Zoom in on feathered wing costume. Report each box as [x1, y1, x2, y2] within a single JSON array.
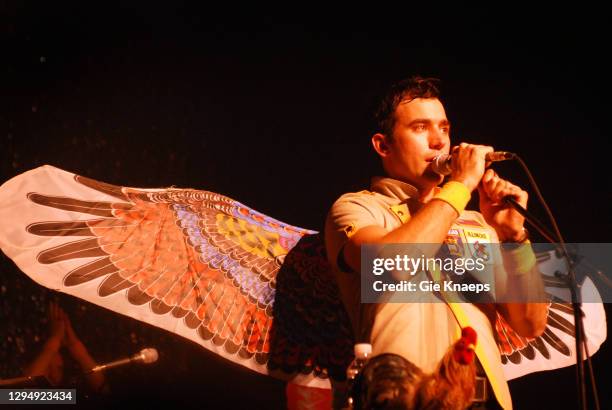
[[0, 165, 607, 388]]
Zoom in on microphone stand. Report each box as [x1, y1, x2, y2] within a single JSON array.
[[503, 196, 591, 410]]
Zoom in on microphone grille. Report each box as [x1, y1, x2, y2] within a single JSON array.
[[431, 154, 452, 176], [139, 348, 159, 364]]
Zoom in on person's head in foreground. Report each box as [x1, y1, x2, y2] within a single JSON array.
[[353, 327, 478, 410]]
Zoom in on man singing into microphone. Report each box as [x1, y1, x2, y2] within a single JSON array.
[[324, 76, 548, 409]]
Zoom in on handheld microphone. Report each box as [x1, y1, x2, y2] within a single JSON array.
[[431, 151, 515, 175], [89, 347, 158, 373]]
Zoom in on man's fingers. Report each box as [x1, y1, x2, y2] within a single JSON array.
[[484, 175, 526, 205], [480, 169, 498, 193], [454, 143, 494, 159], [491, 178, 509, 202], [481, 145, 494, 155], [504, 185, 528, 206], [477, 182, 491, 203]]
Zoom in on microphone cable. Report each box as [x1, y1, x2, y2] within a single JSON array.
[[505, 154, 600, 410]]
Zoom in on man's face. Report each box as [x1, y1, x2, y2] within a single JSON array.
[[381, 98, 450, 191]]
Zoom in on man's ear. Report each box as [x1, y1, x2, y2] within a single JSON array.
[[371, 133, 392, 158]]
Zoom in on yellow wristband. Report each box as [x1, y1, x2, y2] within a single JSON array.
[[433, 181, 471, 215], [502, 240, 536, 276]]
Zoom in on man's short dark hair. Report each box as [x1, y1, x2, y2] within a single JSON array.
[[375, 76, 441, 139]]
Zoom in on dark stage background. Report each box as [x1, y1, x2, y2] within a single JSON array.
[[1, 3, 610, 409]]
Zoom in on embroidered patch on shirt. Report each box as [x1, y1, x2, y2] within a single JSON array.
[[463, 229, 492, 263], [445, 228, 465, 257]]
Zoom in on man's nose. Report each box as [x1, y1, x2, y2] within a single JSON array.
[[429, 129, 447, 150]]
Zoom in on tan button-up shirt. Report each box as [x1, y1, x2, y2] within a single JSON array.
[[325, 176, 513, 409]]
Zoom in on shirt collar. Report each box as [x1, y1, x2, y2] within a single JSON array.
[[370, 176, 420, 202]]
